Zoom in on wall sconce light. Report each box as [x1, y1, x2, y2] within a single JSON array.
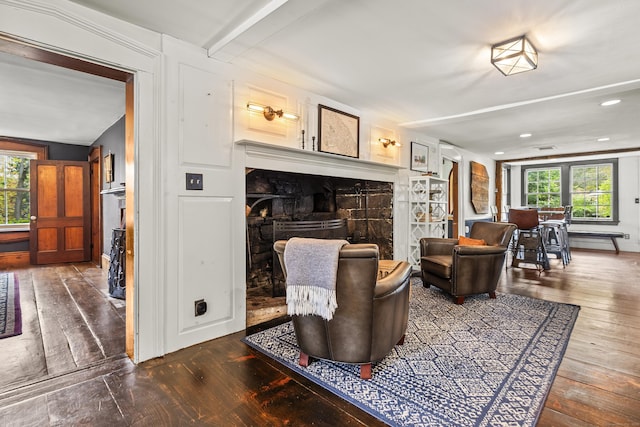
[[247, 102, 299, 121], [491, 35, 538, 76], [379, 138, 400, 148]]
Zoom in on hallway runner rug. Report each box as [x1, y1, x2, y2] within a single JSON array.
[[0, 272, 22, 339], [244, 279, 580, 426]]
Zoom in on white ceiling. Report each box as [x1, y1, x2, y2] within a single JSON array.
[[3, 0, 640, 160], [0, 51, 125, 145]]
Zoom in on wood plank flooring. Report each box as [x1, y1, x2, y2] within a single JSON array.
[[0, 263, 125, 391], [0, 249, 639, 426]]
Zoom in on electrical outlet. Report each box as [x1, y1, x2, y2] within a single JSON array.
[[194, 299, 207, 316], [624, 234, 630, 239]]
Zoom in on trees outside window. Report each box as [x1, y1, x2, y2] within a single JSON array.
[[525, 167, 561, 208], [571, 164, 613, 220], [521, 159, 617, 224], [1, 152, 35, 227]]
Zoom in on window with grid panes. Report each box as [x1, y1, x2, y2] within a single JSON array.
[[520, 159, 618, 225], [0, 151, 36, 229], [524, 167, 562, 208], [570, 163, 613, 221]]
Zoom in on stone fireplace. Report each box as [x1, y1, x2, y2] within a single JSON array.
[[239, 140, 402, 326], [246, 168, 394, 297]]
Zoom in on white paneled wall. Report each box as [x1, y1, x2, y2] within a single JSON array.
[[162, 35, 245, 353], [3, 1, 521, 364]]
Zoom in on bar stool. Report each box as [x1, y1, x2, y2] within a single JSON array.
[[508, 208, 550, 272], [540, 205, 572, 265], [540, 221, 569, 267]]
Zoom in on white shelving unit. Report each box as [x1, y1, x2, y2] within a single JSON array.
[[408, 176, 449, 270]]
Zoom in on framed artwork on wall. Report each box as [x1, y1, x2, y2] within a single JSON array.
[[470, 161, 489, 214], [317, 104, 359, 158], [410, 142, 429, 172], [104, 153, 114, 183]]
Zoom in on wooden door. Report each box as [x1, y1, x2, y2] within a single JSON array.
[[29, 160, 91, 264]]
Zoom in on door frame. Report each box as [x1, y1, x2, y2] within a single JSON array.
[[0, 37, 135, 359], [448, 161, 459, 238], [89, 146, 103, 266], [443, 155, 460, 238]]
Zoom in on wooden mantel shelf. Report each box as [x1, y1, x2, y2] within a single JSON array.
[[237, 140, 403, 170], [237, 140, 404, 183]]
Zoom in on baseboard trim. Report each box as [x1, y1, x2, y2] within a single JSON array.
[[0, 251, 30, 267], [101, 253, 110, 270]]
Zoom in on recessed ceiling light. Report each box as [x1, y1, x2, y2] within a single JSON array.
[[519, 133, 532, 138], [597, 137, 610, 142], [600, 99, 621, 106], [494, 151, 504, 155]]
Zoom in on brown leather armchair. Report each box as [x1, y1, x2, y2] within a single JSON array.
[[274, 240, 412, 379], [420, 221, 517, 304]]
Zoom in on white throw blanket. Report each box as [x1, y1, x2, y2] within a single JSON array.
[[283, 237, 348, 320]]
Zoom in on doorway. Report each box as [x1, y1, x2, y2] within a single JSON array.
[[443, 157, 459, 238], [0, 37, 135, 382]]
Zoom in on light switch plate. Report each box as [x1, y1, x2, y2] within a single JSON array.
[[186, 173, 203, 190]]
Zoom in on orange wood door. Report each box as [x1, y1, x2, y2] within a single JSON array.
[[29, 160, 91, 264]]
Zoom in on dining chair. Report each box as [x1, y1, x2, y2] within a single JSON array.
[[508, 208, 550, 272]]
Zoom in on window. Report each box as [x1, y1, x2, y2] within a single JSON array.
[[521, 159, 618, 224], [571, 163, 613, 220], [525, 167, 561, 207], [0, 139, 46, 231], [0, 151, 36, 229]]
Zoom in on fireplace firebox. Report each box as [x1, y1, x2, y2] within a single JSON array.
[[246, 168, 393, 297]]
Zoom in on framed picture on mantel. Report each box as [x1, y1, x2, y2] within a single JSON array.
[[317, 104, 359, 158]]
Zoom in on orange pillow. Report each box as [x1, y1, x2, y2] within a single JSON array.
[[458, 236, 486, 246]]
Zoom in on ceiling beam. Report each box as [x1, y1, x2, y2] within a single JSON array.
[[206, 0, 332, 62], [500, 147, 640, 164]]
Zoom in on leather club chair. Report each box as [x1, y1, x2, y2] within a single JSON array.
[[419, 221, 517, 304], [274, 240, 412, 379]]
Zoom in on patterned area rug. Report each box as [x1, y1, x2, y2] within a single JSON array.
[[0, 272, 22, 339], [243, 279, 579, 426]]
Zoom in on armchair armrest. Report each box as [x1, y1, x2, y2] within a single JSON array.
[[454, 244, 508, 256], [374, 261, 411, 298], [420, 238, 458, 256]]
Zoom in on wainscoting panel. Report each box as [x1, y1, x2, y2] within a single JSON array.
[[178, 196, 234, 333], [0, 251, 30, 268], [179, 63, 232, 168]]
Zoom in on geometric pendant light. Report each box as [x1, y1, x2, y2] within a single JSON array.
[[491, 35, 538, 76]]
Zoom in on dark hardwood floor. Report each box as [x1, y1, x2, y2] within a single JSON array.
[[0, 249, 639, 426], [0, 263, 125, 391]]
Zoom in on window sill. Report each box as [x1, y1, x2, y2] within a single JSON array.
[[571, 220, 619, 226], [0, 226, 30, 232]]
